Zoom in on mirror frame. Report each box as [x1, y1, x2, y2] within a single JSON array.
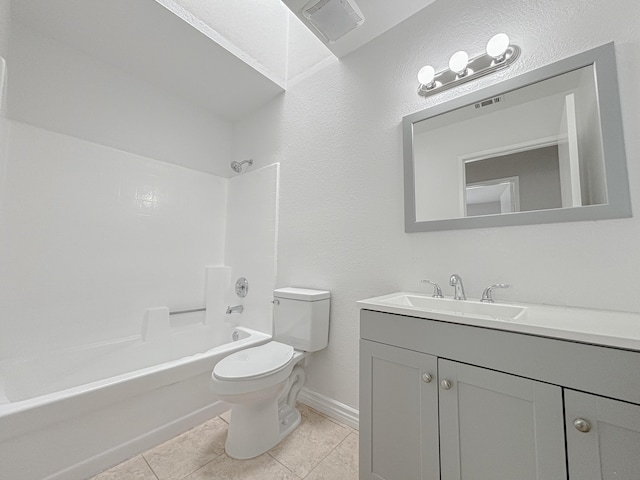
[[403, 42, 631, 232]]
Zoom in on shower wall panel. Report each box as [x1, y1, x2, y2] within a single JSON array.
[[223, 163, 279, 334], [0, 122, 227, 360]]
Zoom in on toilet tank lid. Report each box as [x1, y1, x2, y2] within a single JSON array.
[[274, 287, 330, 301]]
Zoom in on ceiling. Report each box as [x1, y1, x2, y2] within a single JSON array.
[[11, 0, 285, 122], [282, 0, 438, 58], [11, 0, 440, 121]]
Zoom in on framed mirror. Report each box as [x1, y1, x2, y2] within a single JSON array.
[[403, 42, 631, 232]]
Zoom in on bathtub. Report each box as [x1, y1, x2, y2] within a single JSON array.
[[0, 319, 270, 480]]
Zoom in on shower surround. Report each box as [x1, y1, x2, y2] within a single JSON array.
[[0, 120, 280, 479]]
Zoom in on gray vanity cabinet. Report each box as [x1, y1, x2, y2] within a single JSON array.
[[360, 308, 640, 480], [359, 340, 440, 480], [565, 390, 640, 479], [438, 359, 566, 480], [360, 337, 566, 480]]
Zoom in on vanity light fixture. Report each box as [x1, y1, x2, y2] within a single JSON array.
[[417, 65, 436, 89], [417, 33, 520, 97], [448, 51, 470, 77], [486, 33, 510, 61]]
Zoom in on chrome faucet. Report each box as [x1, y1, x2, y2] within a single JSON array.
[[481, 284, 510, 303], [421, 279, 444, 298], [226, 304, 244, 314], [449, 274, 466, 300]]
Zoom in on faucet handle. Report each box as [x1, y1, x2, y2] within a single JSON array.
[[481, 284, 510, 303], [421, 279, 444, 298]]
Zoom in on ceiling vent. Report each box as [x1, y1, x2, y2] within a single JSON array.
[[474, 96, 504, 109], [302, 0, 365, 43]]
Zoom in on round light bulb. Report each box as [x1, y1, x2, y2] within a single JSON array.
[[486, 33, 510, 60], [417, 65, 436, 87], [448, 51, 469, 76]]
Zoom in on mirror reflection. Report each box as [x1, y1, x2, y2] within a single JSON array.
[[412, 65, 605, 222]]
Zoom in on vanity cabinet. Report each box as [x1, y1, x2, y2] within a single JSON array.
[[437, 360, 565, 479], [360, 340, 439, 480], [565, 390, 640, 479], [360, 309, 640, 480]]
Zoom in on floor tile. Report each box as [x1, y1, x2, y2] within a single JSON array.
[[304, 405, 358, 433], [184, 453, 301, 480], [143, 416, 227, 480], [305, 432, 359, 480], [267, 404, 351, 478], [91, 455, 157, 480], [219, 408, 231, 424]]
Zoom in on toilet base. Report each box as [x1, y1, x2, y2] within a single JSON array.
[[223, 365, 306, 459]]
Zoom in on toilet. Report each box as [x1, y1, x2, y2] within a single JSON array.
[[211, 287, 330, 459]]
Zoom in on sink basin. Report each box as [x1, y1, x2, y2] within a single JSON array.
[[360, 292, 527, 322], [358, 292, 640, 351], [379, 294, 527, 321]]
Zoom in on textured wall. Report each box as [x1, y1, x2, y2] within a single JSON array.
[[232, 0, 640, 409], [168, 0, 289, 86], [7, 21, 233, 176]]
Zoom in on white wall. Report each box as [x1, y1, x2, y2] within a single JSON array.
[[0, 122, 228, 359], [0, 57, 8, 209], [0, 0, 9, 60], [7, 21, 233, 177], [223, 164, 279, 335], [165, 0, 333, 85], [0, 0, 9, 207], [286, 12, 334, 83], [575, 70, 607, 205], [167, 0, 289, 87], [232, 0, 640, 409]]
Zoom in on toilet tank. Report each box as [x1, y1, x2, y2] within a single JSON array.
[[273, 287, 330, 352]]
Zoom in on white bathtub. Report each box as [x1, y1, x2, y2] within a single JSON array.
[[0, 321, 270, 480]]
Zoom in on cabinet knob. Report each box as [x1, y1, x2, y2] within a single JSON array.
[[440, 379, 452, 390], [422, 373, 433, 383], [573, 418, 592, 433]]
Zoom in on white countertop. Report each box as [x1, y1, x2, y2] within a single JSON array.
[[358, 292, 640, 351]]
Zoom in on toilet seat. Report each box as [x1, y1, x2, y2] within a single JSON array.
[[214, 341, 294, 381]]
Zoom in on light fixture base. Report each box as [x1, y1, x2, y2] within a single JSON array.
[[418, 45, 521, 97]]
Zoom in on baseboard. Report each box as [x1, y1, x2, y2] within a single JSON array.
[[46, 400, 230, 480], [298, 387, 359, 430]]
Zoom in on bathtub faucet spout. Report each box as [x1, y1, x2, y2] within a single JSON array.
[[226, 304, 244, 314]]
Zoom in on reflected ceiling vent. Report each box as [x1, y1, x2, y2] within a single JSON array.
[[302, 0, 365, 43], [474, 95, 504, 109]]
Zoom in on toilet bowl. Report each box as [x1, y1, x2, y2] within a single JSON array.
[[212, 342, 308, 459], [211, 287, 330, 459]]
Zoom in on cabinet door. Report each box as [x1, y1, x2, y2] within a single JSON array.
[[565, 389, 640, 480], [438, 359, 566, 480], [359, 340, 439, 480]]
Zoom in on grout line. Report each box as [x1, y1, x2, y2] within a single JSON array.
[[300, 444, 337, 480], [266, 409, 341, 479], [179, 455, 222, 480], [266, 453, 304, 480], [141, 455, 160, 480]]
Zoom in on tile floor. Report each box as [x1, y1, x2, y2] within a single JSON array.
[[92, 404, 359, 480]]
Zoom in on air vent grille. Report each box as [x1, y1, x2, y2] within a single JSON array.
[[475, 95, 504, 109]]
